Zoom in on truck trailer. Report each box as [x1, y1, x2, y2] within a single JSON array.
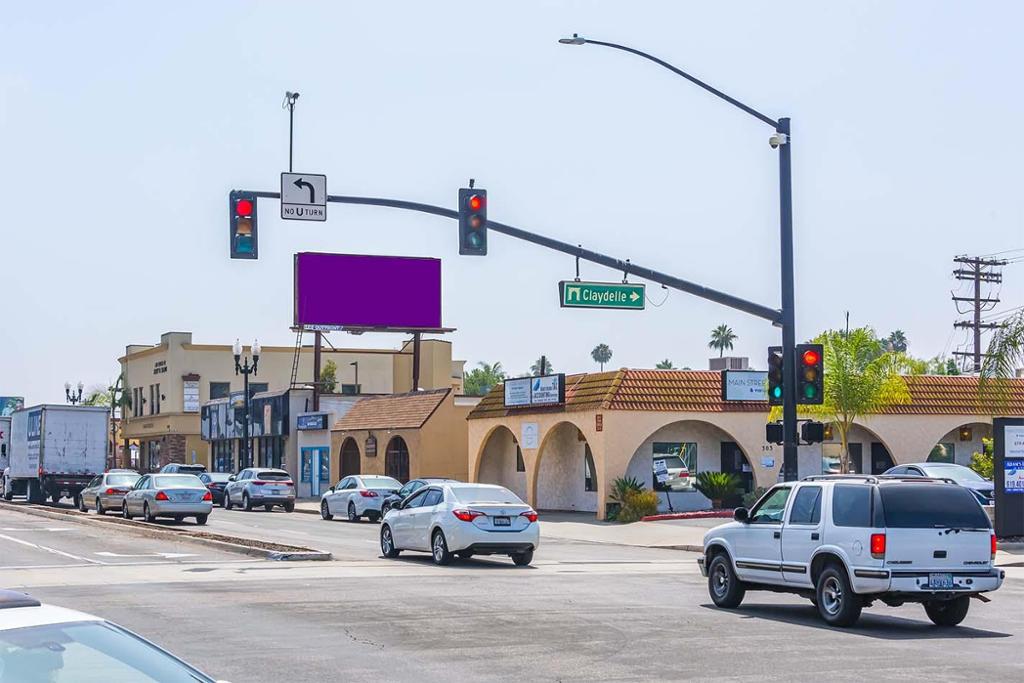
[[4, 405, 108, 506]]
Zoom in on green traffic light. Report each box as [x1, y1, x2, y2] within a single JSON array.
[[803, 384, 817, 399], [772, 386, 782, 399]]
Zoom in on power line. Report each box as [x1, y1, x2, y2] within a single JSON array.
[[950, 255, 1008, 373]]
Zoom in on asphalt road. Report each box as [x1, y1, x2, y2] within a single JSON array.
[[2, 503, 1022, 682]]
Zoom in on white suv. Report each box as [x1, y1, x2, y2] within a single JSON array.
[[698, 475, 1003, 627]]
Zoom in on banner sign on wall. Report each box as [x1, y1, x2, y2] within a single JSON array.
[[503, 374, 566, 408]]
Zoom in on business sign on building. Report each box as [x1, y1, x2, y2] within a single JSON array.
[[721, 370, 769, 401], [183, 380, 200, 413], [0, 397, 24, 417], [294, 252, 442, 330], [1005, 425, 1024, 495], [503, 374, 566, 408], [297, 414, 329, 431]]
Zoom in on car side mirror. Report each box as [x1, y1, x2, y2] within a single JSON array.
[[328, 486, 335, 493], [228, 475, 236, 482], [733, 507, 750, 523], [393, 501, 403, 511]]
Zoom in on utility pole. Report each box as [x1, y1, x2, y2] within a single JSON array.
[[952, 255, 1006, 373]]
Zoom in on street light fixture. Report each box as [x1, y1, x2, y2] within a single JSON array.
[[65, 381, 84, 405], [558, 34, 800, 481], [233, 338, 260, 470]]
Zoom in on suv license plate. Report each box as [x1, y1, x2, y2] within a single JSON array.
[[929, 573, 954, 589], [493, 516, 511, 527]]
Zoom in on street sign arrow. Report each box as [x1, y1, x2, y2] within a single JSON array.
[[293, 177, 316, 203], [559, 280, 646, 310]]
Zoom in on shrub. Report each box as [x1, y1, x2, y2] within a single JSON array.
[[970, 438, 993, 480], [694, 471, 741, 508], [609, 476, 643, 506], [617, 489, 660, 523], [742, 486, 768, 509]]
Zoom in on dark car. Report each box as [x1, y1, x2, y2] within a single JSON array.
[[198, 471, 233, 506], [884, 462, 994, 504], [380, 477, 455, 516], [160, 463, 208, 475]]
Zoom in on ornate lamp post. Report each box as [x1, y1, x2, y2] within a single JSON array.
[[233, 339, 260, 469], [65, 381, 84, 405]]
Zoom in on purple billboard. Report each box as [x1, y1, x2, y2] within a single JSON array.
[[294, 252, 442, 330]]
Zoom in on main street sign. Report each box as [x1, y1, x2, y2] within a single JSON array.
[[559, 280, 645, 310], [281, 172, 327, 221]]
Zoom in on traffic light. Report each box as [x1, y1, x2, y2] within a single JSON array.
[[229, 190, 258, 259], [801, 421, 825, 444], [458, 187, 487, 255], [767, 346, 784, 406], [766, 422, 783, 445], [796, 343, 824, 405]]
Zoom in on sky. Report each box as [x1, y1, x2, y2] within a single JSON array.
[[2, 1, 1022, 405]]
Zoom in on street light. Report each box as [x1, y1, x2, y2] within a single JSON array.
[[65, 381, 84, 405], [233, 338, 260, 470], [559, 35, 800, 481]]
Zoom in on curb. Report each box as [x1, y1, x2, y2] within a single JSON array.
[[0, 501, 332, 562], [641, 511, 733, 522]]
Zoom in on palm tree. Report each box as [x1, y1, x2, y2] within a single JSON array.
[[463, 361, 506, 396], [885, 329, 908, 353], [655, 359, 675, 369], [530, 357, 553, 376], [591, 344, 613, 371], [980, 311, 1024, 406], [708, 324, 737, 358]]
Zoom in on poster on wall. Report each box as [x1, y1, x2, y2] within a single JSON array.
[[521, 422, 539, 450], [1005, 425, 1024, 494], [0, 397, 24, 416], [183, 381, 200, 413]]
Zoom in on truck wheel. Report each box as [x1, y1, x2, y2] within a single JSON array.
[[51, 491, 61, 505], [708, 553, 746, 609], [816, 565, 862, 627], [924, 596, 970, 627]]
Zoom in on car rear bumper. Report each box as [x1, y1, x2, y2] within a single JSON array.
[[852, 567, 1004, 595], [97, 493, 127, 507], [354, 498, 384, 515], [463, 542, 536, 555], [248, 494, 295, 504], [150, 501, 213, 516], [445, 523, 540, 553]]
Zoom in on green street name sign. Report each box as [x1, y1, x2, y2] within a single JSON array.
[[559, 280, 646, 310]]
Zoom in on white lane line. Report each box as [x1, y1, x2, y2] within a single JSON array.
[[94, 551, 198, 559], [0, 532, 106, 565], [1, 527, 73, 532]]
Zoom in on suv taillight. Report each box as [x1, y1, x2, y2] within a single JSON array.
[[870, 533, 886, 559], [991, 534, 997, 560]]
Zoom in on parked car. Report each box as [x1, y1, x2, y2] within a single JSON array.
[[320, 475, 401, 522], [159, 463, 207, 475], [0, 589, 227, 681], [121, 473, 213, 525], [77, 470, 141, 515], [699, 474, 1003, 627], [884, 462, 994, 504], [656, 455, 692, 491], [380, 482, 539, 566], [380, 477, 455, 516], [198, 471, 233, 506], [223, 468, 296, 512]]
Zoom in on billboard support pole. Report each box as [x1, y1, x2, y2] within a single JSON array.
[[412, 332, 421, 391], [313, 331, 322, 411]]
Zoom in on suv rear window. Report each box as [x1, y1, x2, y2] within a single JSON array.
[[879, 484, 990, 529], [832, 485, 872, 527], [256, 471, 291, 481]]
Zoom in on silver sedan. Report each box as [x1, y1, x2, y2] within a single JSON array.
[[122, 474, 213, 525], [78, 471, 140, 515]]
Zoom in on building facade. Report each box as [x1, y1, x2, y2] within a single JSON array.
[[467, 370, 1024, 520], [119, 331, 465, 472]]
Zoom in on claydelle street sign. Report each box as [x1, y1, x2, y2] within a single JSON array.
[[559, 280, 645, 310]]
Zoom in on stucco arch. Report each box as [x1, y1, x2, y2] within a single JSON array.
[[339, 437, 361, 478], [532, 420, 600, 513], [475, 424, 527, 501], [471, 422, 519, 482]]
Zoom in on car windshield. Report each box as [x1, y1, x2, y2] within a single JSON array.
[[657, 456, 686, 469], [361, 477, 401, 489], [0, 620, 214, 682], [152, 475, 204, 488], [450, 486, 523, 504], [919, 464, 988, 484], [105, 474, 139, 486], [879, 484, 990, 529], [255, 471, 291, 481]]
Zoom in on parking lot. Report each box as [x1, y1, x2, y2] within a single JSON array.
[[1, 500, 1022, 682]]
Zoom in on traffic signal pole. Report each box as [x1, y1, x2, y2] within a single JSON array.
[[778, 117, 799, 482]]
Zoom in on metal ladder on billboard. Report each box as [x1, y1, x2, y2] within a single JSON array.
[[289, 325, 304, 389]]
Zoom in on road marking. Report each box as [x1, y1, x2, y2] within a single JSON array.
[[0, 532, 105, 565], [1, 527, 73, 532], [94, 551, 198, 559]]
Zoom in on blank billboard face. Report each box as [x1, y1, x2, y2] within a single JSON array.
[[294, 252, 442, 330]]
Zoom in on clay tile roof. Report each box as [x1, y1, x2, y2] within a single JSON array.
[[466, 369, 1024, 419], [333, 388, 450, 431]]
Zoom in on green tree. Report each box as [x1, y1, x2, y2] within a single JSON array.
[[591, 344, 613, 371], [981, 310, 1024, 396], [463, 361, 506, 396], [82, 385, 111, 406], [789, 328, 911, 473], [319, 359, 338, 393], [530, 357, 553, 376], [946, 358, 961, 376], [708, 324, 737, 358], [884, 329, 908, 353], [969, 438, 993, 480], [655, 359, 675, 369]]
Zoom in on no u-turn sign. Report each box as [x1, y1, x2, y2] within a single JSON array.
[[281, 172, 327, 221]]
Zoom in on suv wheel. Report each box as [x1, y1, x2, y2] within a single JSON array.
[[224, 492, 233, 510], [924, 596, 970, 627], [816, 565, 862, 627], [707, 553, 745, 608], [243, 493, 253, 511]]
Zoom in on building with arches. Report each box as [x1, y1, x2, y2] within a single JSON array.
[[468, 370, 1024, 520]]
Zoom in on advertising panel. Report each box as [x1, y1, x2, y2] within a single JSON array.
[[504, 378, 532, 407], [503, 374, 566, 408], [294, 252, 442, 330], [721, 370, 769, 401], [0, 397, 24, 417]]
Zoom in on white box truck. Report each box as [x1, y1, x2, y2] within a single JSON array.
[[0, 415, 10, 482], [4, 405, 108, 505]]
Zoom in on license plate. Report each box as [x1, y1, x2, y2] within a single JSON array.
[[928, 573, 954, 589], [266, 487, 278, 494], [493, 516, 511, 527]]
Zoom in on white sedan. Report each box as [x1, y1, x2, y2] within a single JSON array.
[[380, 482, 539, 566], [320, 475, 402, 522]]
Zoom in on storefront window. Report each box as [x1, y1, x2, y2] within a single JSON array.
[[209, 382, 230, 400], [652, 442, 696, 492], [146, 440, 161, 472], [928, 443, 955, 464], [213, 441, 234, 473], [258, 437, 284, 469]]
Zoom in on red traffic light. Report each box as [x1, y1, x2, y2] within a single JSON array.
[[235, 198, 253, 217], [802, 349, 820, 366], [468, 195, 484, 211]]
